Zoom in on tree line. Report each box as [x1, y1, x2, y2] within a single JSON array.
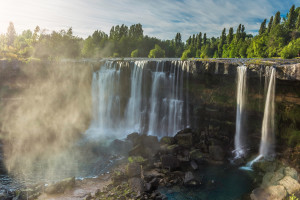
[[0, 5, 299, 61]]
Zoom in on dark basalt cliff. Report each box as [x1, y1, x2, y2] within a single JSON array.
[[0, 59, 299, 169]]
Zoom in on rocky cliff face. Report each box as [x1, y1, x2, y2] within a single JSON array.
[[0, 59, 299, 168]]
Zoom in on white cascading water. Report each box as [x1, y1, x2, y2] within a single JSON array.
[[86, 60, 190, 140], [259, 67, 276, 157], [234, 65, 247, 158], [242, 67, 276, 169]]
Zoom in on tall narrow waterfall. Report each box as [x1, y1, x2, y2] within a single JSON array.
[[86, 60, 190, 139], [234, 65, 247, 158], [259, 67, 276, 157], [244, 67, 276, 168]]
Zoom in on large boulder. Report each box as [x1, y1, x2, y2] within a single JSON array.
[[45, 177, 75, 194], [161, 155, 180, 171], [209, 145, 225, 161], [262, 171, 285, 187], [175, 132, 193, 148], [278, 176, 300, 195], [250, 185, 287, 200], [127, 163, 141, 178], [160, 136, 175, 145], [129, 135, 160, 158], [128, 177, 144, 193]]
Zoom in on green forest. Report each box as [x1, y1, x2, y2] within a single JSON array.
[[0, 5, 299, 61]]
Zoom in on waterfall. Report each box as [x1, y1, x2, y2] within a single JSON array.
[[242, 67, 276, 169], [86, 60, 190, 140], [234, 65, 247, 158], [259, 67, 276, 157]]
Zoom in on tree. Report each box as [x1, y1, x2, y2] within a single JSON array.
[[296, 10, 300, 30], [203, 33, 207, 45], [131, 49, 139, 57], [267, 16, 274, 33], [6, 22, 16, 46], [227, 27, 234, 44], [218, 28, 226, 57], [259, 19, 267, 35], [148, 44, 165, 58], [273, 11, 281, 26], [196, 32, 202, 50], [287, 5, 297, 29]]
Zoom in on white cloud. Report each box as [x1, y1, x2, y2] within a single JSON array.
[[0, 0, 298, 40]]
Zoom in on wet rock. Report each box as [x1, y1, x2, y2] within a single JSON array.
[[278, 176, 300, 195], [127, 132, 140, 145], [160, 136, 175, 145], [128, 177, 144, 193], [129, 135, 160, 158], [190, 160, 198, 170], [184, 171, 200, 186], [161, 155, 180, 171], [250, 185, 287, 200], [209, 145, 225, 161], [45, 177, 75, 194], [177, 149, 190, 162], [145, 178, 159, 192], [175, 132, 193, 148], [189, 149, 203, 163], [110, 139, 132, 154], [127, 163, 141, 178]]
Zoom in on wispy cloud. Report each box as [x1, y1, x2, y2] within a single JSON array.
[[0, 0, 298, 40]]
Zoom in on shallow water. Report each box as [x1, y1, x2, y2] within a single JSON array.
[[159, 164, 255, 200]]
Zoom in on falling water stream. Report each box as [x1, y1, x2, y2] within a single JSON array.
[[242, 67, 276, 169], [234, 65, 247, 158]]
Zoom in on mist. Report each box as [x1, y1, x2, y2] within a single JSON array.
[[0, 61, 94, 184]]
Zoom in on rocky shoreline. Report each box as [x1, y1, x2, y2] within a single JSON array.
[[2, 128, 297, 200]]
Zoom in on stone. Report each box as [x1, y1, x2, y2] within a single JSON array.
[[175, 133, 193, 148], [209, 145, 225, 161], [278, 176, 300, 195], [45, 177, 75, 194], [110, 139, 132, 154], [160, 136, 175, 145], [161, 155, 180, 171], [250, 185, 287, 200], [145, 178, 159, 192], [127, 132, 140, 145], [127, 163, 141, 178], [283, 167, 298, 180], [184, 171, 200, 186], [262, 171, 285, 187], [190, 160, 198, 170], [190, 149, 203, 161], [128, 177, 144, 193]]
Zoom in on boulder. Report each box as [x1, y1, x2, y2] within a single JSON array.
[[161, 155, 180, 171], [128, 177, 144, 193], [283, 167, 298, 180], [262, 171, 285, 187], [174, 132, 193, 148], [129, 135, 160, 158], [127, 132, 140, 145], [278, 176, 300, 195], [189, 149, 204, 163], [144, 178, 159, 192], [45, 177, 75, 194], [110, 139, 132, 154], [184, 171, 200, 186], [250, 185, 287, 200], [160, 136, 175, 145], [209, 145, 225, 161], [190, 160, 198, 170], [127, 163, 141, 178]]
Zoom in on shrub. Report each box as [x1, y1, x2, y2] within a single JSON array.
[[131, 49, 139, 57]]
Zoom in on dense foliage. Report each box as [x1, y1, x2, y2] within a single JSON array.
[[0, 5, 299, 61]]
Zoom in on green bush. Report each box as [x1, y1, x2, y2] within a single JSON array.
[[131, 49, 139, 57], [281, 38, 300, 59], [148, 44, 165, 58]]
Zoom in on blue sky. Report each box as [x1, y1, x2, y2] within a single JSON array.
[[0, 0, 299, 40]]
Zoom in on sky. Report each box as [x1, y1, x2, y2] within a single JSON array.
[[0, 0, 299, 40]]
